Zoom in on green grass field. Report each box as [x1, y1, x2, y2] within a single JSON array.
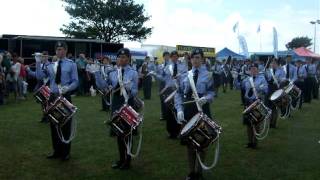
[[0, 85, 320, 180]]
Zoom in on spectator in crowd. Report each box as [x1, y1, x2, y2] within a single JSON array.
[[67, 52, 74, 61], [75, 53, 87, 95], [0, 54, 5, 105], [18, 57, 27, 98], [1, 51, 12, 77], [85, 58, 99, 95], [8, 53, 21, 100]]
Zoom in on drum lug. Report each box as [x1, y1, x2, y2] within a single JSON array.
[[197, 128, 211, 140], [189, 136, 201, 148], [112, 123, 124, 134], [48, 114, 59, 124]]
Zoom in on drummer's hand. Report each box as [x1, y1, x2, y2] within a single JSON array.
[[198, 97, 207, 106], [34, 53, 42, 63], [177, 111, 185, 124], [25, 65, 30, 71], [60, 86, 69, 94]]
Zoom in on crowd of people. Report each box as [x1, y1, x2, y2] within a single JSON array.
[[1, 42, 320, 180], [0, 52, 29, 105]]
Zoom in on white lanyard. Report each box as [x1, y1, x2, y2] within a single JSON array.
[[249, 77, 258, 99], [117, 67, 129, 103], [187, 70, 202, 112]]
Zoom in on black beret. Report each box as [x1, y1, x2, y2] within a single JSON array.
[[170, 50, 179, 56], [191, 48, 204, 58], [55, 41, 68, 50], [163, 51, 170, 57], [249, 63, 259, 69], [117, 48, 131, 57]]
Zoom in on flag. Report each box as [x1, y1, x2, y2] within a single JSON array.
[[273, 27, 278, 58], [257, 24, 261, 33], [233, 22, 239, 33], [238, 35, 249, 58]]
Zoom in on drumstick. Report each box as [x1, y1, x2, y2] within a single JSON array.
[[183, 100, 197, 105], [112, 81, 131, 93]]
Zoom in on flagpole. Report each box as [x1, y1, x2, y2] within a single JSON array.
[[238, 24, 240, 53], [259, 32, 262, 51]]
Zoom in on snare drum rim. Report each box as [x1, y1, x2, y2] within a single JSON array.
[[270, 89, 284, 101], [180, 113, 202, 137]]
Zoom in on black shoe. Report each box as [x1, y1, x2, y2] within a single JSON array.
[[46, 153, 60, 159], [246, 143, 253, 148], [61, 155, 70, 161], [119, 163, 131, 170], [168, 135, 178, 139], [251, 143, 257, 149], [186, 173, 196, 180], [270, 124, 276, 129], [111, 161, 123, 169]]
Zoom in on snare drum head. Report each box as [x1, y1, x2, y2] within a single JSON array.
[[270, 89, 284, 101], [180, 113, 200, 136]]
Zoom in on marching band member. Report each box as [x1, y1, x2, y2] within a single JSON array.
[[283, 55, 297, 85], [164, 50, 188, 138], [221, 57, 232, 93], [95, 48, 139, 170], [26, 51, 50, 123], [140, 56, 156, 100], [304, 59, 314, 103], [294, 59, 307, 109], [243, 64, 268, 149], [156, 51, 171, 120], [100, 56, 114, 111], [175, 48, 214, 180], [211, 61, 222, 97], [35, 41, 79, 161], [265, 58, 286, 128], [239, 60, 251, 105], [154, 51, 187, 138]]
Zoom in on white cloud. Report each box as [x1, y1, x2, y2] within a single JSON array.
[[136, 1, 319, 53], [0, 0, 318, 53], [0, 0, 69, 36]]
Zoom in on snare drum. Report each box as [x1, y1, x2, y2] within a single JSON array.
[[160, 86, 177, 111], [34, 86, 51, 105], [269, 89, 290, 108], [180, 113, 222, 150], [243, 99, 271, 125], [132, 96, 144, 112], [46, 96, 77, 127], [110, 105, 143, 137], [284, 83, 301, 100], [98, 89, 111, 105]]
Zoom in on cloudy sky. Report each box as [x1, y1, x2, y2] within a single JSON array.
[[0, 0, 319, 53]]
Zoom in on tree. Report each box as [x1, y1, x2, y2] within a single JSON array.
[[285, 36, 312, 49], [60, 0, 152, 43]]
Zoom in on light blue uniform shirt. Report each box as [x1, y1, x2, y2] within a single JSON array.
[[305, 64, 317, 76], [95, 65, 138, 98], [243, 74, 268, 102], [36, 58, 78, 94], [175, 65, 214, 112], [265, 67, 286, 85], [283, 63, 297, 82], [296, 65, 307, 81]]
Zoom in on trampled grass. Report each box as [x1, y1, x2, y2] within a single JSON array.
[[0, 85, 319, 180]]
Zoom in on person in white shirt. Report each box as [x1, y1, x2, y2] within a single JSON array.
[[6, 53, 21, 100], [85, 58, 99, 94]]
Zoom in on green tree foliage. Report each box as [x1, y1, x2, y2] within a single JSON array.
[[286, 36, 312, 49], [61, 0, 152, 43]]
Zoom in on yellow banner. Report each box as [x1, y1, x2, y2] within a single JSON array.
[[176, 45, 215, 58]]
